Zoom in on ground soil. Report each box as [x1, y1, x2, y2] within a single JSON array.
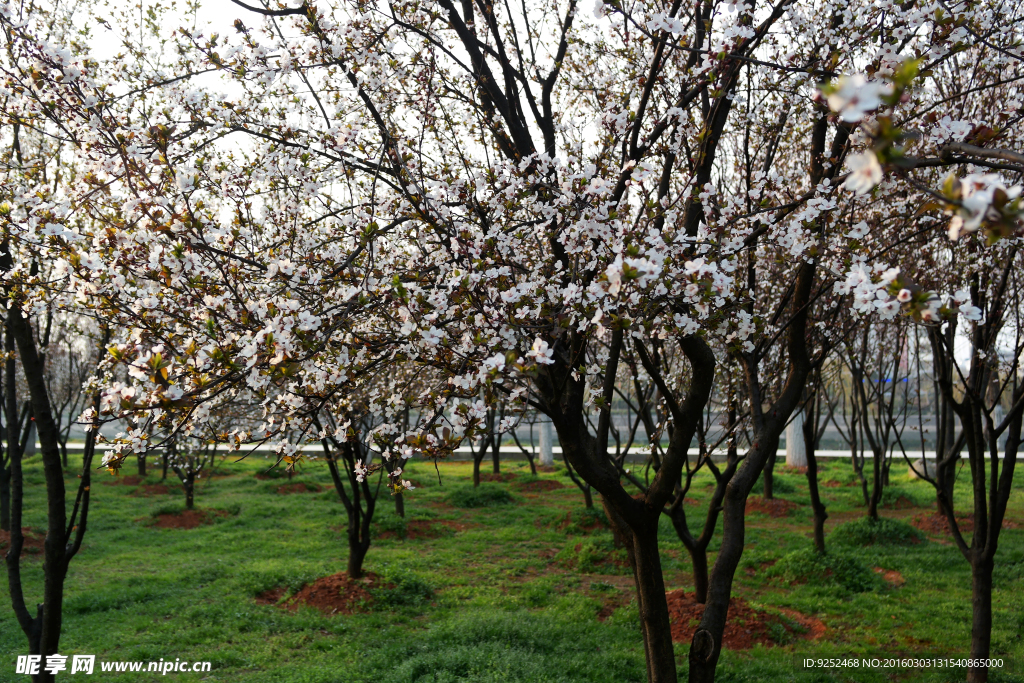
[[556, 510, 609, 533], [911, 512, 1019, 536], [888, 495, 920, 510], [745, 496, 800, 518], [515, 479, 564, 493], [0, 527, 45, 557], [874, 567, 906, 586], [480, 472, 518, 483], [665, 589, 825, 650], [103, 475, 144, 486], [377, 519, 470, 541], [256, 572, 381, 615], [151, 509, 227, 529], [131, 484, 172, 496], [276, 482, 322, 494]]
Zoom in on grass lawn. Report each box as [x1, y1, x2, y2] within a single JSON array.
[[2, 455, 1023, 682]]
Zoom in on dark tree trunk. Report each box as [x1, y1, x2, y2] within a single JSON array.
[[761, 450, 775, 499], [968, 555, 993, 683], [804, 425, 827, 554], [491, 433, 501, 474], [563, 452, 593, 508], [394, 491, 405, 517], [347, 531, 369, 578], [7, 306, 72, 683], [867, 448, 882, 520], [320, 437, 378, 582], [184, 473, 195, 510], [628, 521, 677, 683], [687, 433, 781, 683], [672, 518, 710, 605], [581, 484, 593, 509], [0, 462, 10, 532], [137, 455, 146, 477]]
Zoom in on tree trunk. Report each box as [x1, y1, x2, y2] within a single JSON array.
[[184, 474, 194, 510], [688, 543, 710, 605], [8, 307, 69, 683], [668, 506, 710, 604], [688, 435, 780, 683], [867, 448, 881, 520], [394, 491, 405, 517], [805, 448, 827, 554], [803, 406, 827, 554], [491, 432, 501, 473], [137, 455, 146, 477], [0, 462, 10, 532], [968, 555, 994, 683], [625, 519, 677, 683], [762, 449, 775, 499], [347, 532, 368, 579]]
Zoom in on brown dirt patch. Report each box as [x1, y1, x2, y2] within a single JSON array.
[[0, 527, 45, 557], [277, 482, 322, 494], [556, 510, 609, 533], [516, 479, 564, 493], [103, 475, 144, 486], [257, 572, 380, 615], [131, 484, 171, 496], [890, 495, 919, 510], [480, 472, 518, 483], [911, 513, 1018, 536], [782, 466, 808, 474], [745, 496, 799, 518], [378, 519, 469, 540], [874, 567, 905, 586], [666, 589, 824, 650], [536, 465, 559, 473], [822, 480, 845, 488], [152, 509, 227, 529]]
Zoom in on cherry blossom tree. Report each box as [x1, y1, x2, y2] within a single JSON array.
[[4, 0, 1024, 681]]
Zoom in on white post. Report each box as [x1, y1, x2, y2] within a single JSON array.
[[539, 419, 554, 467], [785, 410, 806, 468]]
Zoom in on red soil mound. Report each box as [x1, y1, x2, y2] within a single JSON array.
[[517, 479, 564, 493], [889, 495, 919, 510], [911, 512, 1018, 536], [480, 472, 518, 483], [152, 509, 227, 529], [104, 475, 144, 486], [378, 519, 468, 540], [745, 496, 799, 518], [874, 567, 905, 586], [0, 527, 45, 557], [277, 482, 322, 494], [557, 511, 609, 533], [256, 572, 380, 615], [666, 589, 825, 650]]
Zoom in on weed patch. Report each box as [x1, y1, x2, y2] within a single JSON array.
[[445, 483, 514, 508], [769, 547, 881, 593], [831, 517, 923, 547]]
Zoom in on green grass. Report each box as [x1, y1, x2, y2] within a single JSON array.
[[1, 457, 1022, 682]]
